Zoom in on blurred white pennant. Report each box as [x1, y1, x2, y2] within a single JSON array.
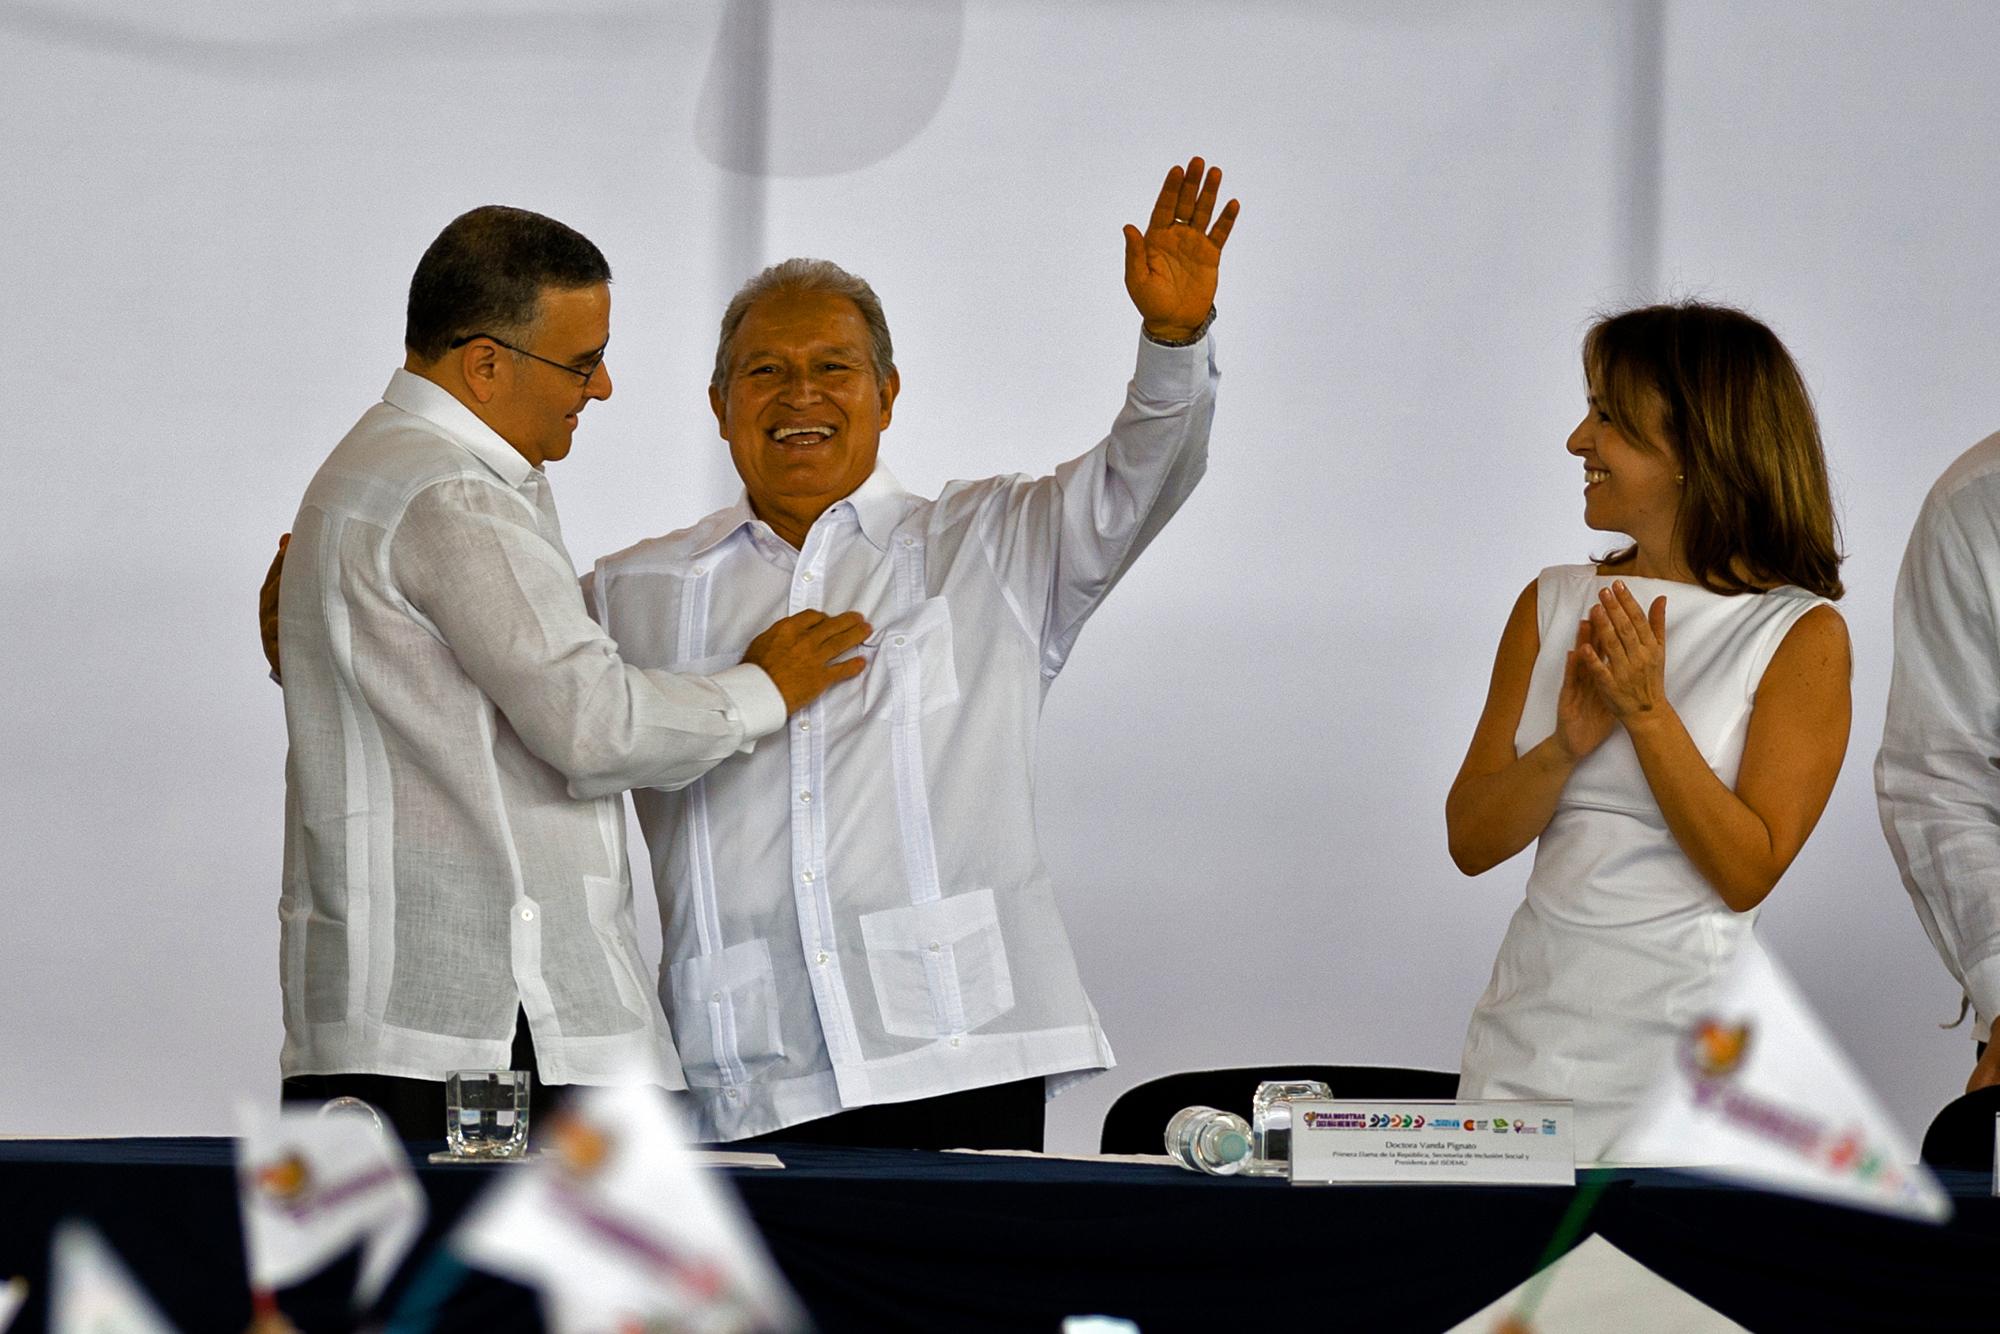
[[0, 1276, 26, 1333], [453, 1083, 805, 1334], [235, 1102, 427, 1307], [49, 1220, 180, 1334], [1444, 1234, 1745, 1333], [1611, 945, 1950, 1222]]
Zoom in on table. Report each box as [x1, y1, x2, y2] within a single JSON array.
[[3, 1138, 1997, 1331]]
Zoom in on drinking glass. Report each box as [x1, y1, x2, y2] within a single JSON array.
[[1246, 1079, 1333, 1176], [445, 1069, 530, 1158]]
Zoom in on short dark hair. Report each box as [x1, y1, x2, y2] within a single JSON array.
[[712, 257, 894, 392], [404, 205, 611, 362], [1586, 301, 1843, 600]]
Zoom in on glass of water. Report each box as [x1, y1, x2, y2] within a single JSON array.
[[1246, 1079, 1333, 1176], [445, 1070, 530, 1158]]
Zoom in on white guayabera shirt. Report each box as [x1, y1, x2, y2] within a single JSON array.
[[1877, 429, 2000, 1042], [279, 371, 783, 1088], [589, 334, 1217, 1140]]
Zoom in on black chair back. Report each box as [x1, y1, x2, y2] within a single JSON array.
[[1099, 1063, 1460, 1155], [1921, 1085, 2000, 1171]]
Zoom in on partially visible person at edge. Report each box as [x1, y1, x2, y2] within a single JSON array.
[[579, 156, 1237, 1150], [1444, 302, 1850, 1161], [1877, 428, 2000, 1098], [271, 205, 868, 1140]]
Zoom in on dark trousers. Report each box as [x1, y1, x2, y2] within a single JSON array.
[[280, 1010, 569, 1143], [731, 1076, 1046, 1152]]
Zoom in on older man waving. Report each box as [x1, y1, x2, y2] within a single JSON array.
[[589, 157, 1239, 1148]]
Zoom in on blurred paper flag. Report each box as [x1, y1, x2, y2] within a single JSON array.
[[50, 1220, 179, 1334], [453, 1083, 805, 1334], [1611, 945, 1950, 1222], [1444, 1234, 1744, 1333], [235, 1102, 427, 1306]]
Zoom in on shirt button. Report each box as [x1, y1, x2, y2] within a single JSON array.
[[928, 941, 940, 952], [816, 951, 829, 965], [801, 870, 815, 883], [726, 1088, 740, 1100], [902, 537, 916, 548], [802, 572, 815, 583], [950, 1037, 962, 1048], [519, 907, 534, 922], [892, 635, 907, 648], [798, 790, 812, 803], [799, 720, 811, 732], [692, 565, 705, 576], [711, 991, 722, 1002]]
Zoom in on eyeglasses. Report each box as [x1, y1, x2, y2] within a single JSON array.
[[449, 332, 605, 383]]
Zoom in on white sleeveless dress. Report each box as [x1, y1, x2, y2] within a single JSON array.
[[1456, 564, 1835, 1161]]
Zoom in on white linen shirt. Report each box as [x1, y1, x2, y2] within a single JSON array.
[[588, 333, 1217, 1140], [278, 370, 784, 1088], [1877, 429, 2000, 1039]]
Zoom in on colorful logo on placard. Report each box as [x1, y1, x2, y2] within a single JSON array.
[[1300, 1110, 1369, 1131], [1300, 1110, 1438, 1131]]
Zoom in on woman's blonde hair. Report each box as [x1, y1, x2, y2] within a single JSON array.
[[1586, 301, 1843, 599]]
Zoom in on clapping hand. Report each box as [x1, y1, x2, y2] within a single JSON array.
[[1581, 582, 1670, 723], [1123, 156, 1240, 341], [1555, 617, 1616, 760]]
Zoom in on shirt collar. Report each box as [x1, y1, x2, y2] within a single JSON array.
[[381, 368, 538, 490], [841, 464, 910, 550], [689, 464, 912, 558]]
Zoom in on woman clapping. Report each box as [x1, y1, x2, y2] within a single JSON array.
[[1445, 302, 1850, 1161]]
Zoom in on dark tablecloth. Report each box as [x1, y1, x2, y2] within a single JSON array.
[[2, 1137, 1996, 1331]]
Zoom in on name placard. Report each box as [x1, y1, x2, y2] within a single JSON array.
[[1287, 1100, 1575, 1186]]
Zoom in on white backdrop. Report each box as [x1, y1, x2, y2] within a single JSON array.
[[4, 0, 1995, 1153]]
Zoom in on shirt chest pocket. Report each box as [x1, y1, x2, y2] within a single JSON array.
[[853, 596, 960, 724], [667, 939, 787, 1087], [858, 888, 1016, 1039]]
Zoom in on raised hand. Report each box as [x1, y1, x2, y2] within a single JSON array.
[[740, 609, 872, 713], [1555, 617, 1616, 760], [1123, 156, 1240, 340], [1581, 582, 1670, 723]]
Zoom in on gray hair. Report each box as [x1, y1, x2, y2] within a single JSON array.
[[711, 257, 895, 392]]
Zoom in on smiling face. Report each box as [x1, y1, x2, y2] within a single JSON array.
[[709, 289, 899, 543], [481, 282, 614, 467], [1567, 377, 1682, 549]]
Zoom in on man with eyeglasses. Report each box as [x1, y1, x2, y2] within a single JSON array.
[[271, 205, 870, 1138]]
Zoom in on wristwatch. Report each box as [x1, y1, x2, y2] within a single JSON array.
[[1142, 305, 1217, 348]]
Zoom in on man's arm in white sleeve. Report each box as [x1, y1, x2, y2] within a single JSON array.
[[970, 155, 1237, 675], [392, 476, 784, 799], [579, 566, 786, 757], [1876, 477, 2000, 1035]]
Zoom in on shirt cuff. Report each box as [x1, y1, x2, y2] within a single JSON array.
[[708, 663, 787, 751], [1132, 326, 1211, 403]]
